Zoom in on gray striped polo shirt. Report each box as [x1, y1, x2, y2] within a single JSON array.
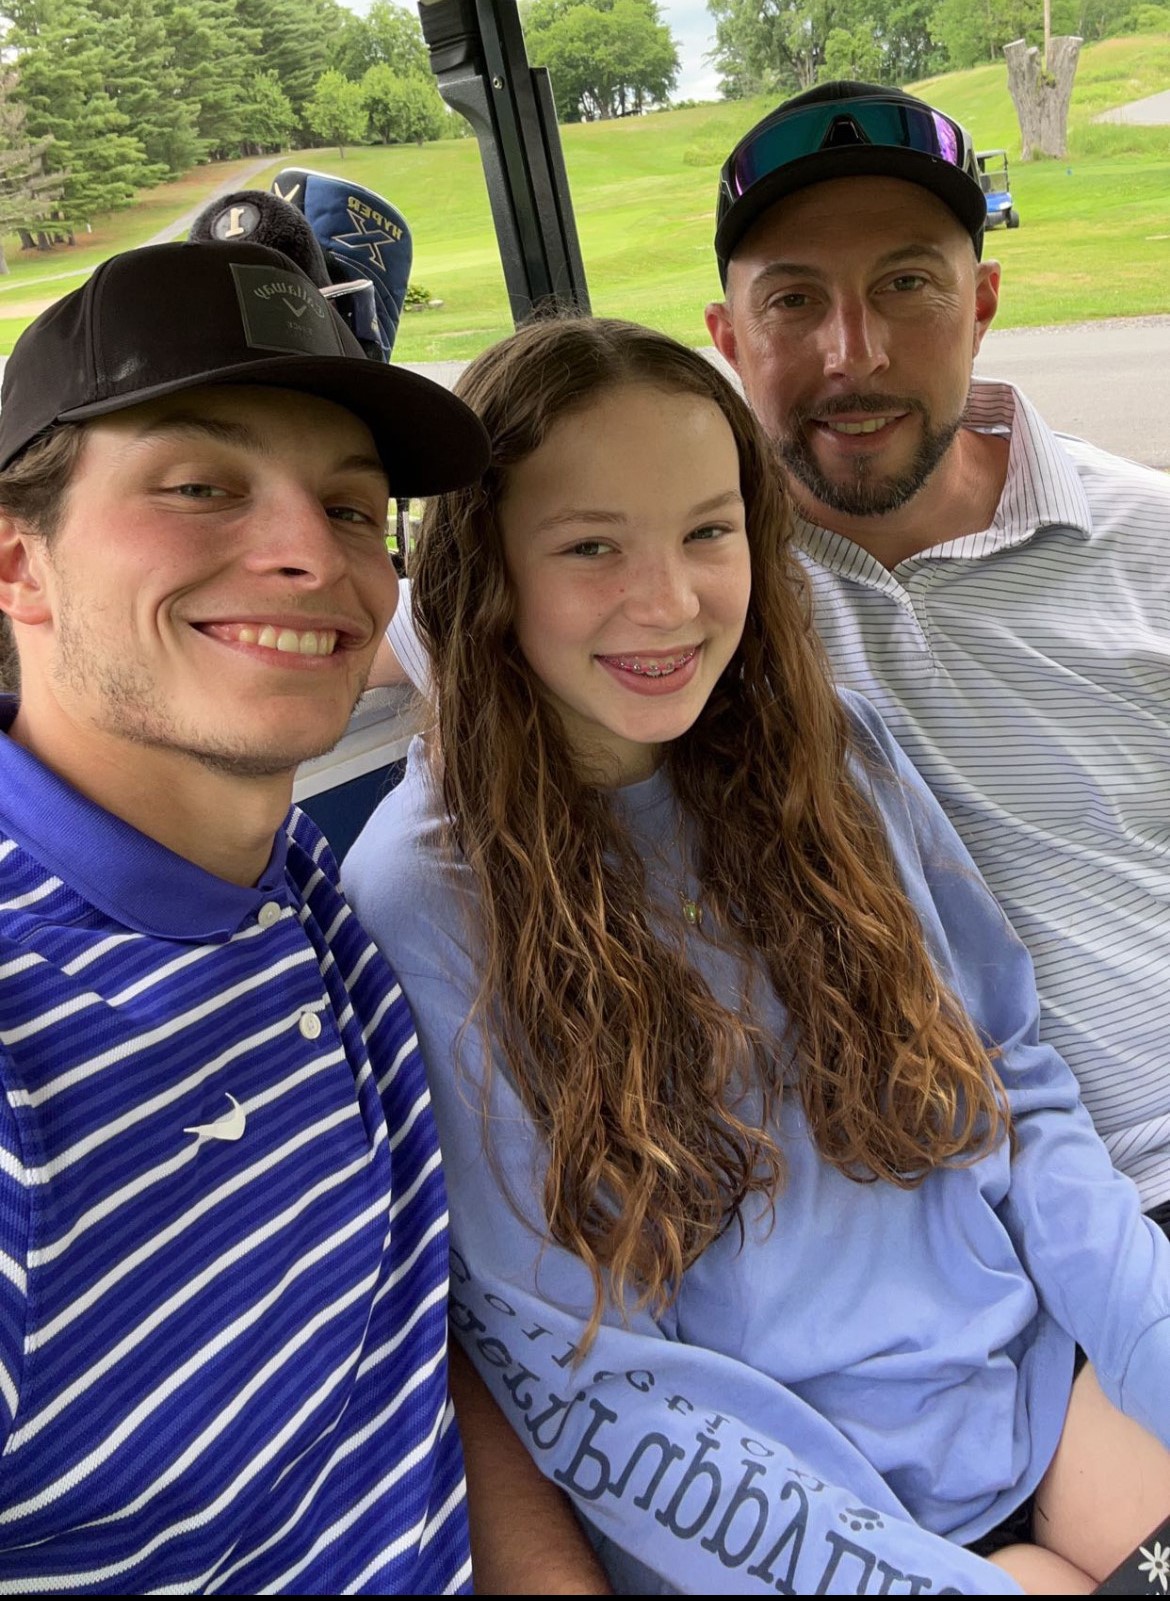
[[798, 378, 1170, 1206]]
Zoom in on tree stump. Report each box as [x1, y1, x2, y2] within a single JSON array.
[[1004, 36, 1083, 160]]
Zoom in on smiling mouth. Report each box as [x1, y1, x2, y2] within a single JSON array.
[[197, 622, 342, 656], [817, 415, 904, 436], [597, 649, 698, 679]]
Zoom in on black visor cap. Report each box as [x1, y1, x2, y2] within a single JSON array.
[[0, 240, 490, 497], [714, 82, 986, 285]]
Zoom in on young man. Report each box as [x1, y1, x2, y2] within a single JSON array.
[[0, 239, 607, 1592], [384, 80, 1170, 1231]]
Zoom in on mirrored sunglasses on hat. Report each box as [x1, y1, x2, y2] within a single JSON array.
[[714, 89, 986, 284], [721, 99, 970, 205]]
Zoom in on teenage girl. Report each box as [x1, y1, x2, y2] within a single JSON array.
[[345, 318, 1170, 1596]]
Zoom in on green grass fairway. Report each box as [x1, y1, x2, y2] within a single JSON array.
[[1, 35, 1167, 359], [0, 156, 282, 293]]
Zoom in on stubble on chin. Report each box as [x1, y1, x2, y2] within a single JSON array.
[[776, 397, 963, 520], [52, 603, 364, 779]]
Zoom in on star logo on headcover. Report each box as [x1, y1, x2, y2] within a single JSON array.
[[334, 214, 399, 270]]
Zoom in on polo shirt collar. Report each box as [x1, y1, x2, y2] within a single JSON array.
[[0, 698, 290, 939], [962, 377, 1093, 549], [796, 377, 1093, 570]]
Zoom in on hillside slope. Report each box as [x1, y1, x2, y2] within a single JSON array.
[[0, 34, 1166, 357]]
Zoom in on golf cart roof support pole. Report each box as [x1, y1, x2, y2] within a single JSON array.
[[417, 0, 591, 323]]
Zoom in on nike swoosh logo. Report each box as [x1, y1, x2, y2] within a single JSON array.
[[184, 1094, 246, 1143]]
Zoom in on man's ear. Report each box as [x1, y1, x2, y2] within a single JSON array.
[[0, 517, 53, 626], [705, 299, 740, 372], [972, 259, 1001, 357]]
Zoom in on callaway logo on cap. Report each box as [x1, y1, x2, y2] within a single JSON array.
[[231, 263, 346, 355], [0, 240, 489, 496]]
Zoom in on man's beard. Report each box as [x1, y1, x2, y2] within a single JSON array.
[[777, 394, 963, 519]]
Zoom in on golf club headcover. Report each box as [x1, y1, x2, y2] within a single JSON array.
[[187, 190, 331, 288], [269, 169, 413, 362]]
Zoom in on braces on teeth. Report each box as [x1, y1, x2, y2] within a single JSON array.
[[611, 649, 695, 678]]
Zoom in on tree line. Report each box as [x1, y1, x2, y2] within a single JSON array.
[[0, 0, 454, 251], [706, 0, 1163, 100], [520, 0, 680, 121], [310, 0, 683, 137], [0, 0, 685, 257], [7, 0, 1150, 268]]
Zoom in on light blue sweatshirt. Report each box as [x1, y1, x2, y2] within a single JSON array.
[[344, 693, 1170, 1595]]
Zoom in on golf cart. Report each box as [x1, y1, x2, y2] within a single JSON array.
[[976, 149, 1020, 229]]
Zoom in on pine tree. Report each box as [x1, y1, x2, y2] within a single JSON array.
[[0, 69, 68, 269], [236, 0, 340, 133], [91, 0, 201, 176], [330, 8, 376, 80], [2, 0, 161, 225], [157, 0, 264, 160]]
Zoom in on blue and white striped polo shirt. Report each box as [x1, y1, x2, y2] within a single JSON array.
[[0, 703, 471, 1592], [796, 380, 1170, 1207]]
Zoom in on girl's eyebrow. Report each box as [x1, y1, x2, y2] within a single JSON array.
[[689, 490, 744, 515], [532, 489, 743, 537], [531, 507, 628, 535]]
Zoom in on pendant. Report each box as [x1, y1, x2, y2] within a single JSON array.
[[679, 891, 703, 929]]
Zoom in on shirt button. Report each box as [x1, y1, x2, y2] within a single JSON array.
[[299, 1011, 323, 1040], [258, 901, 281, 929]]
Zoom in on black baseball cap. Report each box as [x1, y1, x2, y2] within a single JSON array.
[[715, 81, 986, 285], [0, 240, 490, 495]]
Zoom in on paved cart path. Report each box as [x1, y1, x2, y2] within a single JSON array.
[[402, 318, 1170, 468], [0, 154, 283, 308], [1093, 88, 1170, 125], [970, 316, 1170, 468], [1, 315, 1166, 467]]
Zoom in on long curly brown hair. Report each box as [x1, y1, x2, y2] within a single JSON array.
[[412, 317, 1008, 1343]]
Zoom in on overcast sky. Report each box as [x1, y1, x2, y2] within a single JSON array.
[[339, 1, 722, 102], [659, 0, 720, 100]]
